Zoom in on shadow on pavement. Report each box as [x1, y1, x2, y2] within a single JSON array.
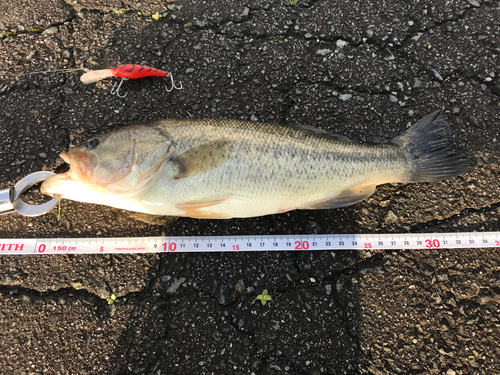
[[105, 249, 383, 375]]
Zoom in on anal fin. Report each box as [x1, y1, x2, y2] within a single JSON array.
[[304, 184, 377, 210]]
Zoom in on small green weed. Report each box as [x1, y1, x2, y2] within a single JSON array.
[[57, 195, 61, 221], [113, 9, 129, 15], [255, 289, 272, 305], [106, 293, 120, 305]]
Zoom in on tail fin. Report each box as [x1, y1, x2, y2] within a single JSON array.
[[392, 111, 476, 182]]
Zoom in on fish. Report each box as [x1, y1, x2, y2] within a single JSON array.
[[41, 111, 475, 223]]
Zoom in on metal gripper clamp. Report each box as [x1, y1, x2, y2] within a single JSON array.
[[0, 171, 59, 217]]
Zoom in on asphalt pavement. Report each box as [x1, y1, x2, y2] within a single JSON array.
[[0, 0, 499, 374]]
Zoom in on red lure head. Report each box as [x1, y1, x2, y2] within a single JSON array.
[[110, 64, 168, 79]]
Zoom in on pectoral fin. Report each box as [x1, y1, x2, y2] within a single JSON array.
[[129, 212, 179, 225], [304, 184, 377, 210], [173, 140, 231, 179]]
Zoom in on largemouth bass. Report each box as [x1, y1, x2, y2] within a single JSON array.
[[41, 111, 475, 222]]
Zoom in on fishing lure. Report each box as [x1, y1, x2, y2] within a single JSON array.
[[80, 64, 182, 98]]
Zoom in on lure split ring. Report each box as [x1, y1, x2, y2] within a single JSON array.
[[80, 64, 182, 98]]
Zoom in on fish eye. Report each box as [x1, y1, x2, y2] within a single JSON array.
[[86, 138, 100, 148]]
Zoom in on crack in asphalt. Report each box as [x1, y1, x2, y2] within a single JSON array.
[[405, 0, 500, 43], [408, 200, 500, 232], [0, 284, 108, 308], [0, 5, 78, 40], [0, 281, 112, 301], [0, 2, 172, 40]]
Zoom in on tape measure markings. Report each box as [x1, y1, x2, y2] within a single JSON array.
[[1, 232, 499, 254]]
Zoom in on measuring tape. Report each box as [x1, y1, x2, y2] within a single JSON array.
[[1, 232, 499, 254]]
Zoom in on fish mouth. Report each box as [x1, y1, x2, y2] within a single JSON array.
[[60, 151, 71, 164], [66, 151, 93, 181], [40, 151, 93, 197]]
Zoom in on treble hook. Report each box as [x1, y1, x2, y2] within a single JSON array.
[[110, 77, 129, 98], [165, 72, 183, 92]]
